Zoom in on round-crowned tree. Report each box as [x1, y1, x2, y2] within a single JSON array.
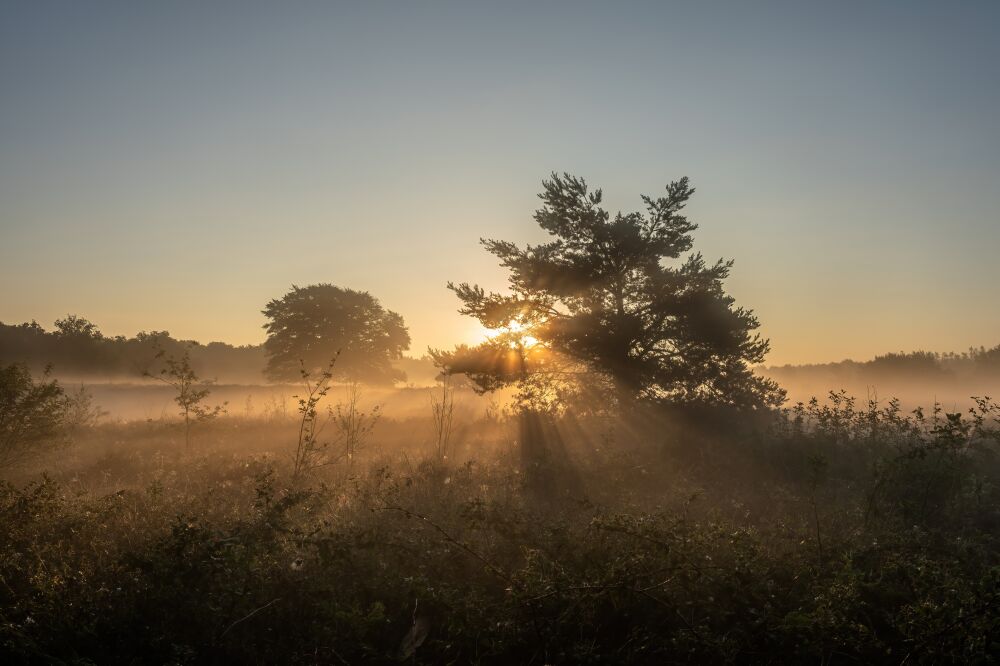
[[262, 284, 410, 383]]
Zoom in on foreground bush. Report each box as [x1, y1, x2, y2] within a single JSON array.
[[0, 364, 68, 469], [2, 393, 1000, 663]]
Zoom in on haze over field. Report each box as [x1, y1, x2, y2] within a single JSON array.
[[3, 3, 1000, 664]]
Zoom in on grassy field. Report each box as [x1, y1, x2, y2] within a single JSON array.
[[3, 391, 1000, 664]]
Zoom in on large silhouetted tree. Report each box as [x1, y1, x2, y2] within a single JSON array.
[[262, 284, 410, 383], [436, 173, 784, 410]]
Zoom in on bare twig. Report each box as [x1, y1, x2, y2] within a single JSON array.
[[220, 598, 281, 639]]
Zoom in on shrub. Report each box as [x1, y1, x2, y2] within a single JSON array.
[[0, 364, 68, 468]]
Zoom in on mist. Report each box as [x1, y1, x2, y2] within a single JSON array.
[[4, 2, 1000, 663], [5, 215, 998, 665], [762, 349, 1000, 413]]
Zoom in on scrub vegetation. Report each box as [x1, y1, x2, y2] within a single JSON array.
[[2, 387, 999, 664], [2, 175, 999, 664]]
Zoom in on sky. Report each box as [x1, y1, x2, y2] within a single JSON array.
[[1, 1, 998, 366]]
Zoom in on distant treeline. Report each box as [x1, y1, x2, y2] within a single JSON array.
[[761, 347, 1000, 408], [4, 315, 998, 391], [766, 348, 1000, 379], [0, 316, 440, 385], [0, 316, 266, 383]]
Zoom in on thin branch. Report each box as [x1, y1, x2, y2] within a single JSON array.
[[219, 598, 281, 639]]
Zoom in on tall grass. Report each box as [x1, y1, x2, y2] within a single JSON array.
[[1, 389, 999, 663]]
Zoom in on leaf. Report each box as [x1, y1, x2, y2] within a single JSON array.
[[397, 616, 430, 660]]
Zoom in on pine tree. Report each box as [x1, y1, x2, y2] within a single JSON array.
[[435, 173, 783, 411]]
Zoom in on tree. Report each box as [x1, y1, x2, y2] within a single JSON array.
[[53, 315, 103, 340], [51, 314, 110, 373], [262, 284, 410, 383], [147, 344, 226, 448], [435, 173, 783, 411]]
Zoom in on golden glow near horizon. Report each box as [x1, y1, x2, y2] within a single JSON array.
[[2, 4, 999, 366]]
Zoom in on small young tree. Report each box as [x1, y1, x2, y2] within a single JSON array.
[[147, 344, 226, 448], [292, 356, 339, 478]]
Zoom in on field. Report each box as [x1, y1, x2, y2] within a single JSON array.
[[5, 1, 1000, 663], [3, 384, 1000, 664]]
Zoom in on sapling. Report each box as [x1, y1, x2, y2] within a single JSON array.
[[292, 354, 339, 478], [146, 344, 226, 448]]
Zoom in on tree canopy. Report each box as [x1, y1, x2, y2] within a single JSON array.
[[53, 315, 103, 339], [435, 173, 784, 410], [262, 284, 410, 383]]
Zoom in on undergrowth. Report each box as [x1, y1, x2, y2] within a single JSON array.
[[1, 393, 999, 664]]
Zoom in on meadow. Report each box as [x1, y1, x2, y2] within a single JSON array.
[[3, 377, 999, 664], [5, 2, 1000, 663]]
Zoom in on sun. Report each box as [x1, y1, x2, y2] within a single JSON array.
[[479, 320, 539, 347]]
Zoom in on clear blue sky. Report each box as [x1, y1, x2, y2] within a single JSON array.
[[2, 1, 998, 364]]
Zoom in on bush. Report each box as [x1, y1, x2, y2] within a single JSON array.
[[0, 364, 68, 469], [2, 390, 1000, 663]]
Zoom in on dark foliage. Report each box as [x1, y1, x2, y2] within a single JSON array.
[[437, 174, 783, 411], [2, 392, 999, 663], [262, 284, 410, 384], [0, 317, 265, 382], [0, 364, 68, 468]]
